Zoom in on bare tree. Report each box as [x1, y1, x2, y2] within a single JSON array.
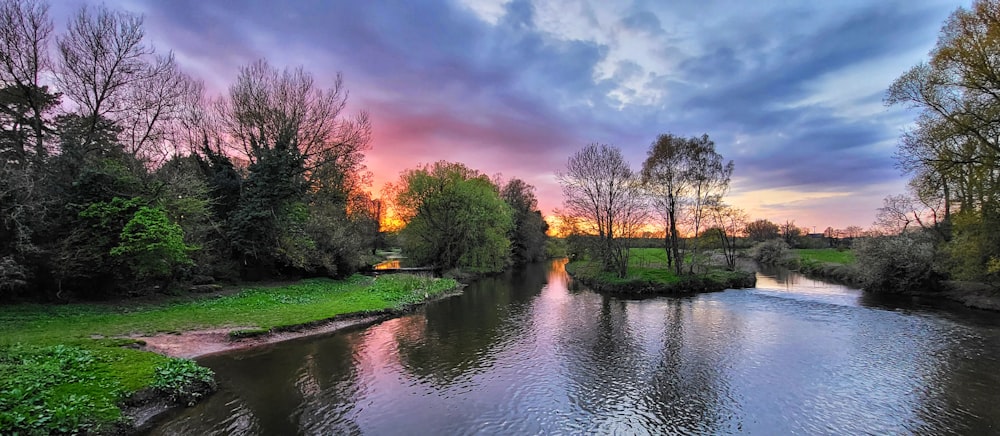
[[559, 143, 647, 278], [0, 0, 56, 158], [56, 4, 148, 148], [708, 201, 747, 270], [780, 220, 800, 246], [119, 54, 198, 165], [642, 133, 732, 275], [53, 4, 197, 168], [215, 59, 372, 183]]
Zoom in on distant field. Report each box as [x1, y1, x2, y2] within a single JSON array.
[[795, 248, 855, 265]]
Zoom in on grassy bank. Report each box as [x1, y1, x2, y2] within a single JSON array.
[[788, 248, 861, 286], [567, 248, 755, 295], [0, 274, 457, 434], [795, 248, 855, 265]]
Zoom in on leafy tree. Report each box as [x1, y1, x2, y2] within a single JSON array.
[[886, 0, 1000, 282], [394, 161, 513, 272], [208, 60, 373, 278], [855, 233, 938, 293], [559, 144, 647, 278], [745, 218, 780, 242], [501, 178, 549, 265], [111, 205, 196, 281], [226, 145, 310, 275]]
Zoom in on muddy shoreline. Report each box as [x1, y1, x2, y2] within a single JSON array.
[[118, 286, 465, 434]]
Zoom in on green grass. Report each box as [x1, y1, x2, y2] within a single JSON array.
[[0, 274, 457, 434], [795, 248, 855, 265], [569, 248, 682, 285], [567, 247, 755, 295]]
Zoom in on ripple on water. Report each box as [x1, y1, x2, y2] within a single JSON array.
[[151, 266, 1000, 435]]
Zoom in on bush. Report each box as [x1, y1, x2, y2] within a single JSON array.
[[151, 359, 216, 406], [545, 238, 568, 258], [854, 233, 938, 293], [750, 239, 790, 265]]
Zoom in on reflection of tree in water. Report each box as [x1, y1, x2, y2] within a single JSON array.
[[560, 294, 642, 428], [394, 264, 547, 386], [755, 264, 799, 288], [154, 334, 365, 435], [644, 300, 740, 433], [558, 294, 741, 433]]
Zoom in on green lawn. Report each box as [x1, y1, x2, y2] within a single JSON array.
[[570, 248, 682, 284], [567, 247, 752, 294], [0, 274, 457, 434], [795, 248, 855, 265]]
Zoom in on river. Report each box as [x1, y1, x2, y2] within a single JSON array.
[[151, 259, 1000, 435]]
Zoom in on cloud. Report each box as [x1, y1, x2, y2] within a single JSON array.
[[52, 0, 963, 227]]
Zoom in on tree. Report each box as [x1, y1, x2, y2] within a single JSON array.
[[780, 220, 800, 247], [394, 161, 513, 272], [822, 226, 839, 247], [642, 133, 732, 275], [886, 0, 1000, 282], [207, 60, 373, 277], [501, 178, 549, 265], [56, 4, 191, 165], [745, 218, 780, 243], [215, 59, 371, 182], [559, 144, 647, 278], [0, 0, 56, 159], [708, 201, 747, 270]]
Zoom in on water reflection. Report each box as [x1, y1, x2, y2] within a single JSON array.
[[153, 260, 1000, 434]]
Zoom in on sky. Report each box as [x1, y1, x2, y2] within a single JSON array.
[[50, 0, 968, 231]]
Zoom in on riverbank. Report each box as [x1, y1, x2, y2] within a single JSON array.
[[776, 249, 1000, 312], [0, 274, 460, 435]]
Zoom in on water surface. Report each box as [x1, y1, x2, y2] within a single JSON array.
[[152, 260, 1000, 435]]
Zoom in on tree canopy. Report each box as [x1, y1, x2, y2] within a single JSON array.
[[393, 161, 514, 273], [886, 0, 1000, 282]]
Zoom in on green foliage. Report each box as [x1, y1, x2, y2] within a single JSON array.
[[887, 0, 1000, 285], [227, 147, 311, 273], [501, 179, 549, 265], [0, 344, 148, 434], [745, 218, 781, 242], [545, 238, 568, 258], [396, 161, 513, 272], [941, 211, 1000, 283], [112, 206, 196, 279], [794, 249, 855, 265], [151, 359, 215, 406]]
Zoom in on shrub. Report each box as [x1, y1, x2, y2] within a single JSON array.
[[854, 233, 938, 293], [151, 359, 216, 406], [750, 239, 790, 265]]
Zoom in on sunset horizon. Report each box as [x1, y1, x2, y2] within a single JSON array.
[[43, 0, 966, 231]]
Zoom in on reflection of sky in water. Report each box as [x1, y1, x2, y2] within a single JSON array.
[[154, 262, 1000, 435], [753, 269, 863, 308]]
